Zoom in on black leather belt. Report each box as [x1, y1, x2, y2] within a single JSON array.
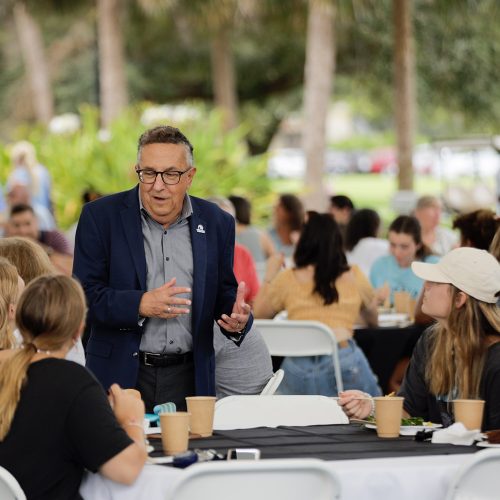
[[139, 351, 193, 367]]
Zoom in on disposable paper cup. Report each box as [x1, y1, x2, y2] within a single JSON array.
[[159, 412, 191, 455], [393, 291, 412, 315], [374, 396, 404, 438], [185, 396, 216, 437], [124, 388, 142, 400], [453, 399, 485, 431]]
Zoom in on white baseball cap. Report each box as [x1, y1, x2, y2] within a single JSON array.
[[411, 247, 500, 304]]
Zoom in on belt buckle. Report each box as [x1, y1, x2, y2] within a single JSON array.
[[143, 352, 159, 367]]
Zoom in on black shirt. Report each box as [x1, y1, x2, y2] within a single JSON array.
[[0, 359, 132, 499], [399, 331, 500, 430]]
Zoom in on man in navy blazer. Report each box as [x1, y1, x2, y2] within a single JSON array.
[[73, 126, 252, 410]]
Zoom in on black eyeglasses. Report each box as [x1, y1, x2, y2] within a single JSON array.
[[135, 167, 193, 185]]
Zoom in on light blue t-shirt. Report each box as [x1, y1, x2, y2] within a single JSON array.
[[370, 254, 440, 300]]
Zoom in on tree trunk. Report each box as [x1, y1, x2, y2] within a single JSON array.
[[302, 0, 335, 211], [97, 0, 128, 128], [394, 0, 415, 191], [13, 1, 54, 124], [210, 24, 238, 131]]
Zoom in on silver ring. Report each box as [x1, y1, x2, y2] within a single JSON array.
[[167, 306, 171, 314], [236, 321, 240, 330]]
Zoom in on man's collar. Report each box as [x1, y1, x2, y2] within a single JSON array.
[[138, 191, 193, 226]]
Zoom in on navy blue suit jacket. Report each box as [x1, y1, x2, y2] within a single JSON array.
[[73, 186, 251, 394]]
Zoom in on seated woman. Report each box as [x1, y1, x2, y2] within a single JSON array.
[[0, 275, 147, 497], [345, 208, 389, 278], [0, 257, 25, 350], [254, 212, 381, 396], [340, 247, 500, 430], [370, 215, 439, 304]]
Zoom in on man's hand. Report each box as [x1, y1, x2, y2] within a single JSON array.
[[139, 277, 191, 319], [217, 281, 251, 334]]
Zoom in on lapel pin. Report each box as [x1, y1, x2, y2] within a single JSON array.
[[196, 224, 205, 234]]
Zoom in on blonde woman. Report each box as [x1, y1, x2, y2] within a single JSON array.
[[340, 247, 500, 430], [0, 275, 146, 497], [0, 237, 85, 365], [0, 257, 24, 350]]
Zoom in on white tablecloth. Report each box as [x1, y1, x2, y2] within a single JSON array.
[[80, 453, 469, 500]]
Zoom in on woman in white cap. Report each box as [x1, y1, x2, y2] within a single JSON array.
[[339, 247, 500, 430]]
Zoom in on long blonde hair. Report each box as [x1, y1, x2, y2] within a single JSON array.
[[0, 275, 87, 440], [426, 286, 500, 399], [0, 258, 21, 350], [0, 237, 55, 284]]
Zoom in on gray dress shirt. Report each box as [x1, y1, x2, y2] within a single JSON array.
[[139, 194, 194, 354]]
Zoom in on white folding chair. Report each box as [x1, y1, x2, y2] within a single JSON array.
[[260, 369, 285, 396], [0, 467, 26, 500], [213, 395, 348, 430], [445, 448, 500, 500], [167, 459, 341, 500], [254, 319, 344, 393]]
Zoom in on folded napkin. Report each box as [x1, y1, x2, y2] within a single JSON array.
[[431, 422, 482, 446]]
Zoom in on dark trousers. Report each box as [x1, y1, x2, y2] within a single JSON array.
[[135, 360, 195, 412]]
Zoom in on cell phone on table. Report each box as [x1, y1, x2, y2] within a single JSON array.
[[226, 448, 261, 460]]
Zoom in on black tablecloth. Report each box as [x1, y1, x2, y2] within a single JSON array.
[[150, 424, 478, 462], [354, 324, 425, 393]]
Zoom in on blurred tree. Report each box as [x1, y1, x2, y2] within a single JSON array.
[[97, 0, 128, 128], [302, 0, 335, 211], [394, 0, 415, 191], [12, 1, 54, 124], [138, 0, 246, 131]]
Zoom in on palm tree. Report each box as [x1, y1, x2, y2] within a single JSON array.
[[97, 0, 128, 128], [393, 0, 415, 191], [12, 1, 54, 124], [137, 0, 241, 131], [302, 0, 335, 211]]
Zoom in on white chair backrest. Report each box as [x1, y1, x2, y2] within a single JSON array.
[[260, 369, 285, 396], [214, 395, 348, 430], [254, 319, 344, 393], [445, 448, 500, 500], [167, 459, 341, 500], [0, 467, 26, 500]]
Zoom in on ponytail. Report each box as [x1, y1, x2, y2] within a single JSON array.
[[0, 345, 36, 440]]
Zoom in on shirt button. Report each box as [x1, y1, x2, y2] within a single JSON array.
[[176, 348, 181, 354], [164, 230, 167, 235], [169, 340, 174, 344], [132, 352, 138, 357], [165, 257, 170, 261]]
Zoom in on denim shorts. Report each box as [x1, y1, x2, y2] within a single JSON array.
[[278, 339, 382, 397]]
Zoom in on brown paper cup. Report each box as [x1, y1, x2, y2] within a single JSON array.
[[374, 396, 404, 438], [453, 399, 485, 431], [159, 412, 190, 455], [185, 396, 216, 437], [393, 291, 412, 315], [123, 388, 142, 400]]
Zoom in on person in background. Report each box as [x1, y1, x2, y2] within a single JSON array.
[[5, 204, 73, 276], [7, 141, 53, 214], [229, 195, 275, 264], [340, 248, 500, 431], [268, 193, 304, 259], [0, 275, 147, 498], [254, 212, 381, 397], [452, 209, 499, 250], [208, 197, 273, 399], [345, 208, 389, 278], [370, 215, 439, 304], [329, 195, 355, 243], [414, 195, 457, 256], [0, 236, 85, 365], [0, 257, 24, 350], [7, 182, 56, 231]]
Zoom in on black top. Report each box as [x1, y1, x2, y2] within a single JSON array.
[[399, 331, 500, 430], [0, 359, 132, 500]]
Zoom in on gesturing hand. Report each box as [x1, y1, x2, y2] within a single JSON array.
[[138, 277, 191, 319], [217, 281, 251, 334]]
